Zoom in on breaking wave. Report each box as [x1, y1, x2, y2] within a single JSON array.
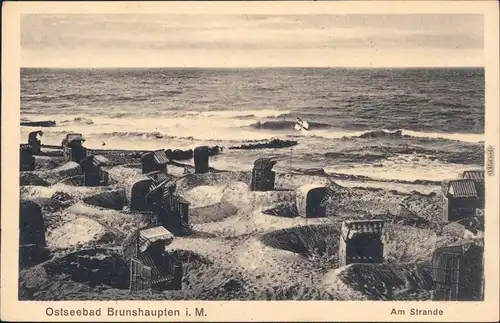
[[244, 122, 484, 143], [283, 127, 483, 143], [59, 117, 94, 125], [248, 120, 332, 130], [198, 109, 290, 119], [322, 148, 484, 165]]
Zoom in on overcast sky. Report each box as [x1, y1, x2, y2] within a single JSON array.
[[21, 14, 484, 68]]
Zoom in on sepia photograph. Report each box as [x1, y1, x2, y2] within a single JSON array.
[[2, 1, 499, 322]]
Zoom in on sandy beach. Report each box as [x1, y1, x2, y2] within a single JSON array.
[[18, 144, 474, 301]]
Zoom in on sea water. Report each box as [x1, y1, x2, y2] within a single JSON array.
[[20, 67, 485, 183]]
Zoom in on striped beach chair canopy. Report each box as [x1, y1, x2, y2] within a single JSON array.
[[431, 244, 462, 289], [146, 171, 169, 183], [145, 171, 175, 196], [80, 154, 109, 168], [253, 157, 277, 171], [93, 154, 109, 166], [137, 226, 174, 253], [65, 133, 85, 145], [462, 170, 485, 182], [153, 149, 169, 165], [431, 242, 484, 301], [447, 179, 478, 198], [341, 219, 385, 240], [122, 226, 175, 260]]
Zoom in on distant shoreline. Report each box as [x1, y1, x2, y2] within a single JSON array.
[[20, 66, 485, 71]]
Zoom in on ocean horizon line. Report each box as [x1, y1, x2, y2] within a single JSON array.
[[20, 66, 485, 71]]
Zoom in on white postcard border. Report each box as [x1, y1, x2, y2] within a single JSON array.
[[2, 1, 499, 322]]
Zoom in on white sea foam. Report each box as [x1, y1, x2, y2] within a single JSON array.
[[400, 129, 484, 143], [309, 128, 484, 143], [324, 154, 478, 182], [20, 107, 484, 186], [20, 110, 484, 146]]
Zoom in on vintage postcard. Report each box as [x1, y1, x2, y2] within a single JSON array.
[[1, 1, 499, 322]]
